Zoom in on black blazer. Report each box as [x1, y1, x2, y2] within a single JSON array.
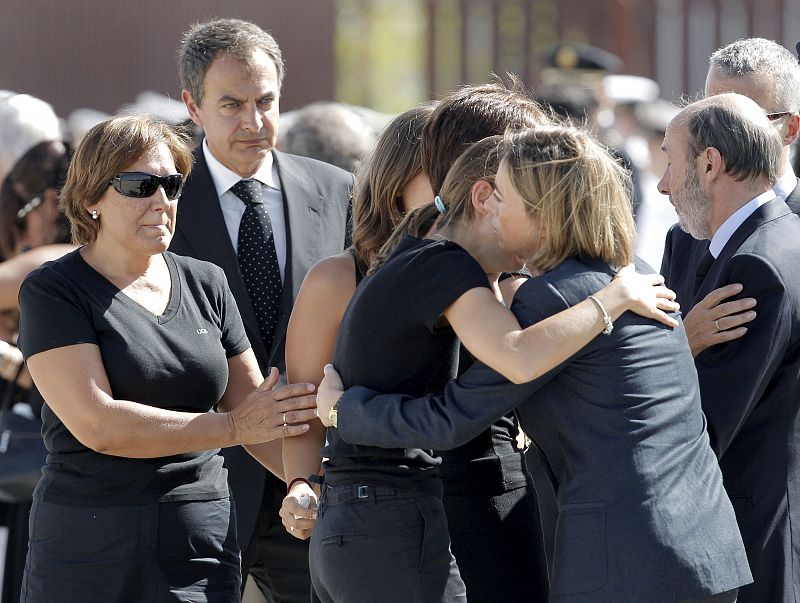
[[332, 258, 751, 601], [661, 178, 800, 309], [685, 198, 800, 602], [169, 146, 353, 549]]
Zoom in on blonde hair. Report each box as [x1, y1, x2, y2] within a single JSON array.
[[502, 126, 635, 272], [60, 115, 193, 245], [376, 135, 506, 270]]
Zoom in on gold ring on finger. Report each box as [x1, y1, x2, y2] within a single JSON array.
[[283, 412, 287, 425], [714, 319, 722, 332]]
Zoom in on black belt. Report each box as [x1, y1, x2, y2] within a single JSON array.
[[322, 480, 442, 505]]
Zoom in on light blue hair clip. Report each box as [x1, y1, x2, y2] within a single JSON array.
[[434, 195, 446, 214]]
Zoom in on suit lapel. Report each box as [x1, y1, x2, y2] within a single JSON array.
[[267, 151, 328, 363], [694, 198, 793, 303]]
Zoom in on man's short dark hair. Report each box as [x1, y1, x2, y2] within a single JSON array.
[[178, 18, 285, 105]]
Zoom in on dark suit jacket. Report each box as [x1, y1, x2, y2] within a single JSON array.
[[334, 257, 751, 602], [682, 198, 800, 603], [169, 146, 353, 550], [660, 178, 800, 309]]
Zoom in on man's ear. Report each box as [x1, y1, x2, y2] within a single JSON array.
[[182, 90, 203, 128], [702, 147, 724, 181], [470, 180, 494, 214], [782, 114, 800, 146]]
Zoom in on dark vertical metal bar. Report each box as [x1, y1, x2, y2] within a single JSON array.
[[523, 0, 533, 85], [460, 0, 470, 84], [427, 0, 437, 97], [492, 0, 501, 76], [683, 0, 691, 98]]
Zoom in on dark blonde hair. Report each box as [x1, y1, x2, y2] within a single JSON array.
[[350, 103, 435, 274], [377, 136, 507, 269], [502, 126, 635, 272], [60, 115, 193, 245]]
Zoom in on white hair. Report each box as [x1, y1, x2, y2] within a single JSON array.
[[0, 93, 62, 177], [710, 38, 800, 113]]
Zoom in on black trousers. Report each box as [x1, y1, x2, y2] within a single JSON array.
[[443, 483, 549, 602], [0, 501, 31, 603], [309, 481, 466, 603], [244, 480, 312, 603], [21, 497, 240, 602]]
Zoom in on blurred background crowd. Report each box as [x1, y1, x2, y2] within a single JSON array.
[[0, 1, 798, 601]]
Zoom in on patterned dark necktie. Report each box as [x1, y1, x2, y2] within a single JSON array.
[[231, 179, 282, 352], [692, 249, 714, 297]]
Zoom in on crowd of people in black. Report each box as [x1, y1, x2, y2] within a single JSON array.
[[1, 15, 800, 603]]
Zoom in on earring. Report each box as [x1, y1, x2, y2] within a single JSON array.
[[90, 210, 98, 220]]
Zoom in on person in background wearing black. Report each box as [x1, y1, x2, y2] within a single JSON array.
[[16, 115, 318, 602], [171, 19, 353, 600], [0, 139, 72, 603]]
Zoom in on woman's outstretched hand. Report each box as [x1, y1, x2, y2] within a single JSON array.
[[613, 264, 680, 328], [229, 367, 319, 444], [682, 283, 756, 356]]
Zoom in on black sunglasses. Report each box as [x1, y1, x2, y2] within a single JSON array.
[[109, 172, 184, 200]]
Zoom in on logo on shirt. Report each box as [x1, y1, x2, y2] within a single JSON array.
[[196, 328, 209, 334]]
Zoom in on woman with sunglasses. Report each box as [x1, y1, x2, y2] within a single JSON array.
[[16, 115, 319, 603]]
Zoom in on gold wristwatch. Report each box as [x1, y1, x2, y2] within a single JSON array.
[[328, 401, 339, 428]]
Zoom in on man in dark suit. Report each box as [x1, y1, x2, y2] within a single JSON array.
[[660, 93, 800, 602], [661, 37, 800, 354], [170, 18, 352, 602]]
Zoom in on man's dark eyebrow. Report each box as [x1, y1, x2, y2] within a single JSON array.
[[218, 95, 243, 104]]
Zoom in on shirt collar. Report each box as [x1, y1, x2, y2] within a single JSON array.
[[709, 188, 777, 258], [202, 139, 280, 197], [773, 166, 797, 200]]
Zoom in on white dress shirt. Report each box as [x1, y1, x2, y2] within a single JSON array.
[[772, 166, 797, 201], [202, 140, 287, 282], [709, 189, 777, 259]]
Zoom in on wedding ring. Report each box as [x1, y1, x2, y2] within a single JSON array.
[[714, 319, 722, 332], [282, 412, 287, 426]]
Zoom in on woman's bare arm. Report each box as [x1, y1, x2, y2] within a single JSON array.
[[0, 244, 75, 310], [444, 266, 679, 384], [280, 254, 357, 539], [27, 344, 317, 458]]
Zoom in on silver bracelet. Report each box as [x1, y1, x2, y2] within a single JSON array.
[[587, 294, 613, 335]]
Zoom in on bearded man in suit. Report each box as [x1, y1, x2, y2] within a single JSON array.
[[659, 93, 800, 603], [170, 18, 352, 602], [661, 38, 800, 355]]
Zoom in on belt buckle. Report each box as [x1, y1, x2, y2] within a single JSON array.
[[357, 485, 369, 499]]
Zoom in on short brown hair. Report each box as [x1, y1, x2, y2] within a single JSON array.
[[179, 18, 285, 105], [421, 78, 548, 194], [60, 115, 193, 245], [502, 126, 635, 272]]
